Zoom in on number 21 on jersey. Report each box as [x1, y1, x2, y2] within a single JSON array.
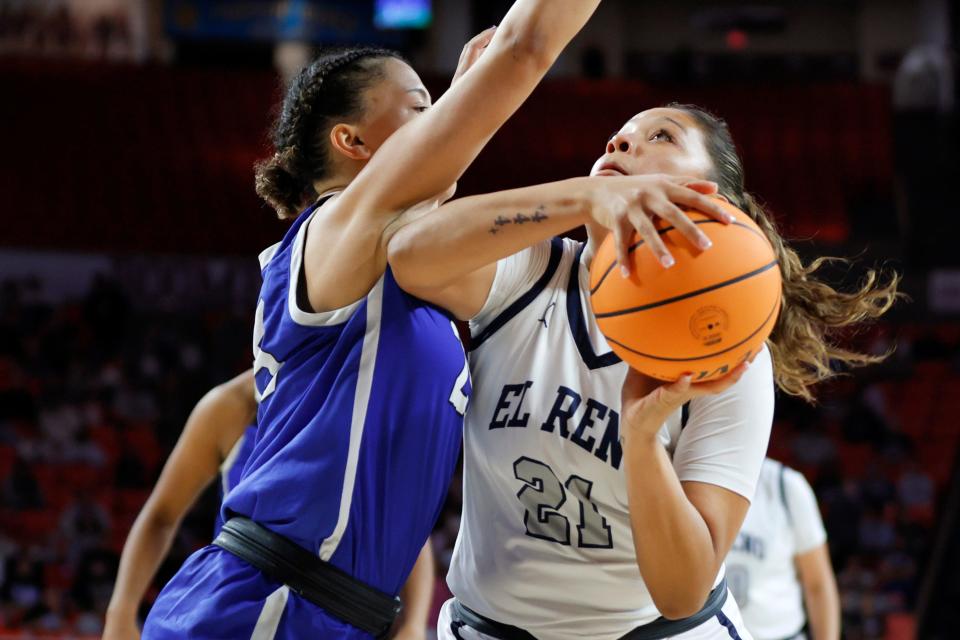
[[514, 456, 613, 549]]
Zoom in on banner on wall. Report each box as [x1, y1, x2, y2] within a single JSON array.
[[164, 0, 423, 44]]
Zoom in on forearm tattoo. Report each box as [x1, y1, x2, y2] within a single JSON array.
[[488, 205, 548, 235]]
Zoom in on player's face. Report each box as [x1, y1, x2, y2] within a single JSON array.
[[589, 108, 714, 180], [354, 57, 432, 154]]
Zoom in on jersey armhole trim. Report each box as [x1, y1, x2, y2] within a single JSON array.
[[779, 462, 793, 526], [567, 242, 621, 370], [286, 194, 367, 327], [258, 242, 281, 271], [469, 238, 564, 351]]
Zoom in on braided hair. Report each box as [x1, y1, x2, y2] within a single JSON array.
[[668, 103, 902, 402], [255, 47, 404, 219]]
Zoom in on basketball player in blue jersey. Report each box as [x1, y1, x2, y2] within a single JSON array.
[[104, 370, 436, 639], [142, 3, 613, 638], [104, 371, 257, 639], [386, 106, 900, 638]]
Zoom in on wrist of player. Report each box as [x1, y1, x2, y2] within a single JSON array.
[[619, 407, 668, 447]]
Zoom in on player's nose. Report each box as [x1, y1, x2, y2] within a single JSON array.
[[606, 133, 635, 155]]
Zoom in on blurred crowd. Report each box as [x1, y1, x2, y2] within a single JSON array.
[[0, 1, 137, 61], [0, 272, 252, 636], [0, 267, 955, 638]]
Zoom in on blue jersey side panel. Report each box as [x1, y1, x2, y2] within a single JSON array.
[[327, 268, 467, 594], [213, 424, 258, 536]]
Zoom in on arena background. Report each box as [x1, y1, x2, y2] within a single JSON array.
[[1, 1, 958, 638]]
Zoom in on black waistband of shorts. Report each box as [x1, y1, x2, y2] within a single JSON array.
[[214, 517, 401, 638], [619, 577, 728, 639], [452, 577, 728, 640]]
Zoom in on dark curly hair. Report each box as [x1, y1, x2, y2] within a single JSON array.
[[670, 103, 903, 402], [255, 47, 405, 219]]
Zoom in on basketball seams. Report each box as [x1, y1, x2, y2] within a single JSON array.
[[589, 218, 723, 296], [595, 260, 779, 318], [588, 219, 767, 298], [602, 288, 780, 363]]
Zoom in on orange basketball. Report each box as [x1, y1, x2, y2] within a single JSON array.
[[589, 200, 782, 382]]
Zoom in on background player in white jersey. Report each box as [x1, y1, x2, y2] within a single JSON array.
[[726, 458, 840, 640], [387, 104, 900, 639]]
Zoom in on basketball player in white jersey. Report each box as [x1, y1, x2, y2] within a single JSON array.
[[387, 104, 899, 639], [726, 459, 840, 640]]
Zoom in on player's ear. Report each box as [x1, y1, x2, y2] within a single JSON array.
[[329, 123, 371, 161]]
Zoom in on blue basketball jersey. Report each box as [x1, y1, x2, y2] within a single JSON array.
[[213, 424, 258, 536], [222, 196, 469, 596]]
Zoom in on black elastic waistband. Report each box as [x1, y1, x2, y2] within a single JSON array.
[[620, 577, 728, 639], [213, 517, 401, 638], [453, 577, 728, 640]]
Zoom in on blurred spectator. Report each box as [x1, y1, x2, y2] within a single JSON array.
[[70, 547, 118, 635], [859, 507, 898, 553], [860, 462, 896, 509], [3, 456, 43, 509], [1, 555, 44, 615], [22, 585, 66, 632], [790, 422, 838, 466], [898, 460, 935, 510], [0, 0, 136, 62], [58, 491, 111, 560]]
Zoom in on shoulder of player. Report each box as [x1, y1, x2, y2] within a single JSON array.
[[779, 463, 816, 496]]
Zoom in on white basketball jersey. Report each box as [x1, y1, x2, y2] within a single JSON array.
[[726, 459, 827, 640], [448, 238, 775, 640]]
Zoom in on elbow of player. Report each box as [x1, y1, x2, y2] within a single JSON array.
[[493, 22, 555, 73], [649, 586, 712, 621], [386, 237, 441, 294]]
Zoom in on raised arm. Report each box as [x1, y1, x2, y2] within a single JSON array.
[[347, 0, 601, 216], [617, 350, 773, 619], [307, 1, 601, 311], [103, 370, 256, 640]]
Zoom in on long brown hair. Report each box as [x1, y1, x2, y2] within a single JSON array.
[[672, 104, 902, 402]]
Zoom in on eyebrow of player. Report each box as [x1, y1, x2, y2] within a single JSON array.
[[661, 116, 686, 131]]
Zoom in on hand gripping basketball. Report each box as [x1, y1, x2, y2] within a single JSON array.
[[619, 365, 750, 445], [587, 174, 735, 273], [590, 198, 782, 382]]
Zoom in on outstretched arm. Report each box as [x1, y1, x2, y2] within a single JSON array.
[[388, 175, 729, 320], [308, 0, 602, 311], [103, 370, 256, 640]]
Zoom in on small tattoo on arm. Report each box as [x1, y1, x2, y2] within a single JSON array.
[[487, 206, 548, 235]]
